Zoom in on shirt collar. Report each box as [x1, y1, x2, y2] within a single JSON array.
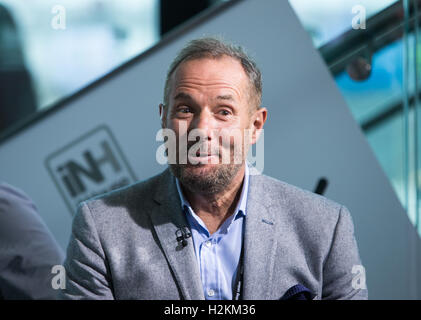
[[175, 163, 249, 217]]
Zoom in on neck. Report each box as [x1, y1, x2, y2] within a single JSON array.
[[181, 164, 246, 234]]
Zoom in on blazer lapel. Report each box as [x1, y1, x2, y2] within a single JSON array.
[[242, 173, 279, 300], [148, 169, 204, 300]]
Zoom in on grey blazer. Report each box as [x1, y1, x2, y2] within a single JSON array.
[[0, 182, 64, 299], [59, 167, 367, 300]]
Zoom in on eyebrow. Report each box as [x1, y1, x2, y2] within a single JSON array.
[[173, 92, 193, 101], [173, 92, 236, 102], [216, 95, 235, 101]]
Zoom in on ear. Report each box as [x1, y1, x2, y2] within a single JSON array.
[[250, 107, 267, 145], [159, 103, 166, 128]]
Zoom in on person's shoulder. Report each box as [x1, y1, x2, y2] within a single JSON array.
[[0, 182, 34, 206], [71, 169, 170, 239], [252, 173, 349, 251], [0, 182, 39, 219], [77, 169, 167, 218], [0, 183, 63, 264], [251, 172, 343, 225], [259, 174, 340, 208]]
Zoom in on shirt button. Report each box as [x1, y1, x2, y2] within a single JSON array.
[[204, 240, 212, 248], [207, 289, 215, 297]]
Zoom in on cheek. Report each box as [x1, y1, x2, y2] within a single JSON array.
[[217, 128, 246, 150]]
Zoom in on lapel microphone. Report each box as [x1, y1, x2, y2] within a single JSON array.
[[176, 227, 191, 247]]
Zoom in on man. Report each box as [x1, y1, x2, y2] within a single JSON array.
[[0, 182, 64, 299], [0, 4, 38, 133], [60, 37, 367, 300]]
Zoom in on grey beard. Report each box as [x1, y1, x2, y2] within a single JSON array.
[[169, 163, 243, 195]]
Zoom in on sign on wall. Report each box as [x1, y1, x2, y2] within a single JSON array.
[[45, 125, 136, 215]]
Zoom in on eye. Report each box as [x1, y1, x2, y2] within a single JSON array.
[[177, 106, 192, 114], [218, 109, 231, 116]]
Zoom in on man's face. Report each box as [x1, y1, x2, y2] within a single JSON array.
[[160, 56, 264, 194]]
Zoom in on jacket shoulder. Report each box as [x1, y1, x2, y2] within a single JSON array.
[[251, 173, 344, 232], [254, 174, 342, 210], [78, 169, 166, 219]]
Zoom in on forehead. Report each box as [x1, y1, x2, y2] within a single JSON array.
[[171, 56, 249, 95]]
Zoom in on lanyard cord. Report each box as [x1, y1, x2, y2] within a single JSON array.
[[232, 228, 245, 301]]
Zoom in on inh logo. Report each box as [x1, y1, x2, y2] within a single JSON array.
[[57, 140, 122, 197], [45, 125, 136, 215]]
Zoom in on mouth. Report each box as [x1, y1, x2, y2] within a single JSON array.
[[196, 151, 215, 157], [188, 151, 219, 163]]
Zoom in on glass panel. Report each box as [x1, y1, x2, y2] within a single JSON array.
[[415, 5, 421, 236], [289, 0, 398, 47], [334, 13, 421, 237], [0, 0, 225, 136], [335, 39, 405, 125], [334, 32, 416, 226], [0, 0, 160, 133], [290, 0, 421, 236]]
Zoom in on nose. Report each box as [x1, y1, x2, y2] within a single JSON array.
[[190, 108, 216, 140]]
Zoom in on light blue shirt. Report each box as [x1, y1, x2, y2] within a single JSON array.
[[175, 164, 249, 300]]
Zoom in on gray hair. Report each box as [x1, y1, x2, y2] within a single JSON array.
[[163, 37, 262, 111]]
